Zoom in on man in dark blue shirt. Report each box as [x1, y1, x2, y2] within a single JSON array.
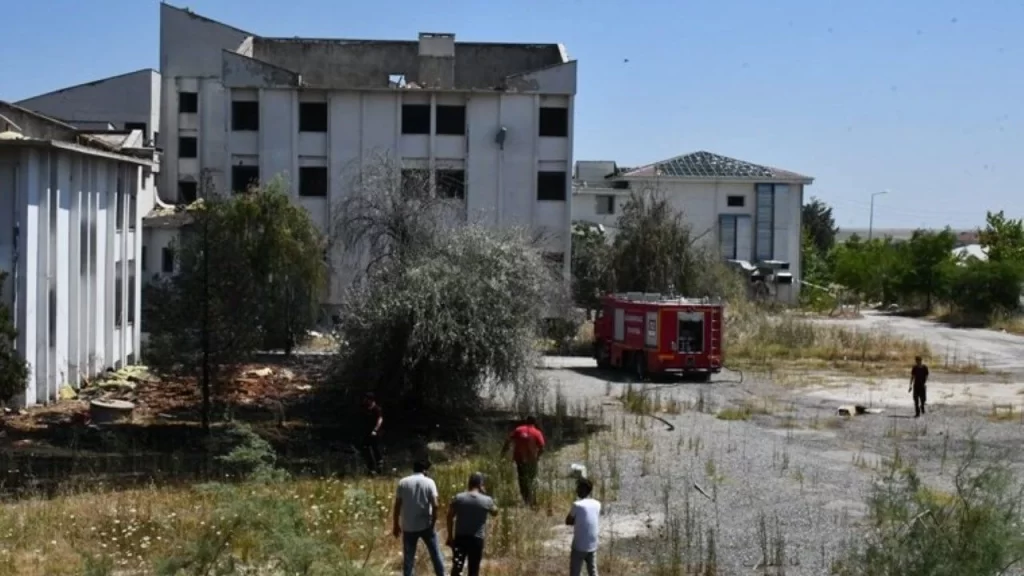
[[910, 356, 929, 417]]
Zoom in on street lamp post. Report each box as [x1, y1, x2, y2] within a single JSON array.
[[868, 190, 889, 241]]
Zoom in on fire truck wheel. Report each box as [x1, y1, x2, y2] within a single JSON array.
[[633, 354, 647, 381]]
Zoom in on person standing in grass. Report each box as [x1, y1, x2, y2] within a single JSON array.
[[910, 355, 929, 417], [362, 393, 384, 475], [446, 472, 498, 576], [392, 459, 446, 576], [566, 477, 601, 576], [500, 415, 546, 506]]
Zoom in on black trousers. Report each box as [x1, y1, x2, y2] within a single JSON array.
[[451, 536, 485, 576], [516, 461, 539, 505], [361, 434, 383, 474], [913, 384, 927, 416]]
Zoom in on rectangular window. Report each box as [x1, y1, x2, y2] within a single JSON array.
[[161, 247, 174, 274], [755, 184, 775, 261], [232, 100, 260, 131], [299, 102, 328, 132], [435, 105, 466, 135], [178, 136, 198, 158], [48, 287, 57, 345], [436, 169, 466, 199], [299, 166, 328, 197], [401, 104, 430, 134], [127, 260, 136, 324], [596, 195, 615, 215], [720, 214, 753, 260], [115, 178, 124, 232], [537, 171, 567, 202], [178, 181, 198, 203], [401, 169, 430, 197], [179, 91, 199, 113], [539, 107, 569, 137], [141, 246, 148, 272], [232, 165, 259, 193], [128, 193, 136, 230], [115, 265, 123, 328], [727, 195, 745, 207]]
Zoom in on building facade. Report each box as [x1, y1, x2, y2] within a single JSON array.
[[159, 3, 577, 303], [0, 103, 152, 407], [573, 152, 814, 303]]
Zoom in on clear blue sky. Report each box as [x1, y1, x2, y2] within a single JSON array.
[[2, 0, 1021, 231]]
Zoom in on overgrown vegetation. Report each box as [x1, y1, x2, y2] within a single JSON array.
[[0, 271, 28, 407]]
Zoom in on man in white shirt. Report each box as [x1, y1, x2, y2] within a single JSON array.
[[392, 459, 446, 576], [565, 477, 601, 576]]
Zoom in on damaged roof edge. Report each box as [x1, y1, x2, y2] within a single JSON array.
[[221, 50, 303, 88]]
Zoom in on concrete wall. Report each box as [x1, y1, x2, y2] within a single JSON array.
[[16, 70, 160, 143], [0, 145, 146, 407], [573, 179, 805, 303]]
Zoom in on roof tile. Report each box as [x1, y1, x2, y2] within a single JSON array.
[[622, 151, 810, 181]]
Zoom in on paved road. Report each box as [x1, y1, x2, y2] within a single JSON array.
[[813, 311, 1024, 374]]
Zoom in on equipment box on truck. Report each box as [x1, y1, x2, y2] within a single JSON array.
[[593, 292, 724, 382]]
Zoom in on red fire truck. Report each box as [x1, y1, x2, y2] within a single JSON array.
[[592, 292, 724, 381]]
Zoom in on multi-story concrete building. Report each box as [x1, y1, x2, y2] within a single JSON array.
[[573, 152, 814, 303], [159, 3, 577, 303], [0, 102, 153, 407]]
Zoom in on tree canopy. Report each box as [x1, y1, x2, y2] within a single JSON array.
[[802, 197, 839, 256]]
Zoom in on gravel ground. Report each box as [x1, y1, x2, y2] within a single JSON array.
[[537, 332, 1024, 575]]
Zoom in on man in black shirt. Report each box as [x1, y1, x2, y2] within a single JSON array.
[[910, 356, 929, 417], [362, 393, 384, 474]]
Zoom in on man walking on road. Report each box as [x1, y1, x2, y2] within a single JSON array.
[[446, 472, 498, 576], [566, 477, 601, 576], [392, 459, 446, 576], [500, 415, 546, 506], [910, 355, 929, 417], [362, 393, 384, 475]]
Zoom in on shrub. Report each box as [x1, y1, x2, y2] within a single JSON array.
[[0, 271, 28, 406], [948, 258, 1023, 325]]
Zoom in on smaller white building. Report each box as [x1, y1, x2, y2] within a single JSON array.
[[573, 151, 814, 303], [0, 102, 154, 407]]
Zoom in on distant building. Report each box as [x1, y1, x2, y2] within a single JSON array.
[[836, 228, 980, 247], [0, 102, 155, 407], [573, 151, 814, 303], [159, 3, 577, 306]]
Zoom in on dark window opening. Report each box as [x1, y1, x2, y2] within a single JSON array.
[[178, 136, 198, 158], [299, 166, 328, 197], [178, 181, 198, 203], [124, 122, 147, 136], [48, 287, 57, 345], [127, 260, 136, 324], [401, 169, 430, 197], [435, 105, 466, 135], [596, 195, 615, 215], [611, 180, 630, 190], [115, 269, 123, 328], [299, 102, 328, 132], [401, 104, 430, 135], [232, 100, 259, 131], [115, 181, 124, 231], [232, 165, 260, 193], [141, 246, 148, 272], [179, 91, 199, 113], [128, 194, 136, 230], [539, 107, 569, 137], [727, 195, 745, 207], [436, 169, 466, 199], [537, 171, 567, 202], [161, 247, 174, 274]]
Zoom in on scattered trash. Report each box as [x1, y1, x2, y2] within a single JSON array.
[[569, 463, 587, 480], [837, 405, 885, 416]]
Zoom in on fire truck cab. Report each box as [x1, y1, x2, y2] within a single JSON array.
[[593, 292, 724, 382]]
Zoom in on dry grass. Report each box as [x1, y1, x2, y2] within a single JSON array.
[[989, 316, 1024, 335]]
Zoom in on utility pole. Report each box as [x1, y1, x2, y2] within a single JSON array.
[[868, 190, 889, 241]]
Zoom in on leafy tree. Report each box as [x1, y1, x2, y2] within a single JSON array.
[[798, 228, 835, 310], [949, 259, 1023, 323], [0, 272, 28, 407], [802, 197, 839, 256], [897, 228, 956, 310], [570, 221, 612, 314], [979, 210, 1024, 266], [832, 237, 904, 304], [146, 177, 327, 433], [609, 192, 743, 300]]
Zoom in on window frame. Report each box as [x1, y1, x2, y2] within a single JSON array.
[[179, 92, 199, 114], [298, 102, 328, 133], [231, 100, 260, 132], [298, 166, 329, 197], [435, 105, 466, 136], [538, 107, 569, 137], [401, 104, 431, 135], [536, 171, 568, 202]]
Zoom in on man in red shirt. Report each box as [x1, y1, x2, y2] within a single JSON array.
[[500, 416, 546, 506]]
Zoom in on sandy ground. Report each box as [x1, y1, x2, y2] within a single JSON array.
[[535, 316, 1024, 575]]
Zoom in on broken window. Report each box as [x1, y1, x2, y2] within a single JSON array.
[[435, 105, 466, 135], [127, 260, 136, 324], [299, 166, 328, 197], [436, 169, 466, 199], [161, 247, 174, 274], [401, 104, 430, 135], [536, 171, 567, 202], [179, 91, 199, 113], [178, 136, 198, 158], [401, 169, 430, 197], [299, 102, 328, 132], [596, 195, 615, 215], [538, 107, 569, 137], [178, 181, 198, 203], [727, 195, 745, 207], [232, 100, 260, 131], [232, 165, 260, 193]]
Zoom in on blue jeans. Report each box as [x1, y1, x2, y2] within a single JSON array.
[[402, 529, 446, 576]]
